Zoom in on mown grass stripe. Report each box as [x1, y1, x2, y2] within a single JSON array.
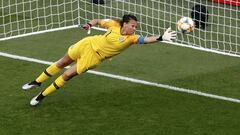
[[1, 51, 240, 104]]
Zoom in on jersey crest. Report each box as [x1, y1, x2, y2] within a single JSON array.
[[119, 37, 125, 42]]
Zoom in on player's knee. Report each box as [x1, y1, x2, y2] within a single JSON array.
[[57, 61, 67, 68], [62, 71, 77, 81], [56, 55, 73, 68]]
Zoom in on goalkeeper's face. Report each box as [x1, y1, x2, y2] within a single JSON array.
[[123, 19, 138, 35]]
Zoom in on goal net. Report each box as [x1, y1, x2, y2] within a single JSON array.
[[79, 0, 240, 57], [1, 0, 240, 57], [0, 0, 79, 40]]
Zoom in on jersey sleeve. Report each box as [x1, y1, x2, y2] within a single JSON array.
[[100, 19, 119, 29]]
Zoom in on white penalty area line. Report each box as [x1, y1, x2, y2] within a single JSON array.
[[1, 51, 240, 104]]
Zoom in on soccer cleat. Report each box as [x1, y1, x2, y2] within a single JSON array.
[[30, 95, 40, 106], [22, 80, 41, 90], [30, 92, 45, 106]]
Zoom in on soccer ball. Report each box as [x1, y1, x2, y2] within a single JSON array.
[[177, 17, 195, 33]]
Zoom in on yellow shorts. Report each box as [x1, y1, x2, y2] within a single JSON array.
[[68, 37, 102, 74]]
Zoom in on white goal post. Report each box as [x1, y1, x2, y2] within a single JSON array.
[[1, 0, 240, 57]]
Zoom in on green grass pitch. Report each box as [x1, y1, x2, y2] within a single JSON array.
[[1, 0, 240, 134], [1, 28, 240, 135]]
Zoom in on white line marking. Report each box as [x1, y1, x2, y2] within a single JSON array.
[[1, 51, 240, 103], [0, 25, 78, 41]]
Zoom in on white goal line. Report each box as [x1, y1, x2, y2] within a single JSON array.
[[0, 25, 79, 42], [0, 51, 240, 104]]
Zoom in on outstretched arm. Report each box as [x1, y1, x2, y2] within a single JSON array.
[[88, 19, 102, 27], [143, 28, 177, 44], [82, 19, 102, 30]]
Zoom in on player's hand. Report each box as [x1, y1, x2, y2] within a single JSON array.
[[162, 27, 177, 42], [82, 23, 92, 30]]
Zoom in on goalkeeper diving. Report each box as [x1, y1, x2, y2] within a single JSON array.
[[22, 14, 177, 106]]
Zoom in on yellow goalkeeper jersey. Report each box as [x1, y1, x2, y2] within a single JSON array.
[[90, 19, 141, 59]]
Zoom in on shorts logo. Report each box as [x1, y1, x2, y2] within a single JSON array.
[[119, 37, 125, 42]]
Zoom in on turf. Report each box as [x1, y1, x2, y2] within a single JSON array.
[[1, 57, 240, 135], [1, 0, 240, 134], [1, 28, 240, 135]]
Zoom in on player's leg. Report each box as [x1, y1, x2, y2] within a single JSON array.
[[30, 46, 102, 106], [30, 64, 78, 106], [35, 53, 74, 83], [22, 53, 74, 90]]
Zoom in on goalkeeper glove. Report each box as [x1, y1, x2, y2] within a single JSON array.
[[82, 23, 92, 30], [157, 27, 177, 42]]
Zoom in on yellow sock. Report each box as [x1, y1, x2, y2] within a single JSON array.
[[42, 76, 66, 96], [36, 63, 61, 83]]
